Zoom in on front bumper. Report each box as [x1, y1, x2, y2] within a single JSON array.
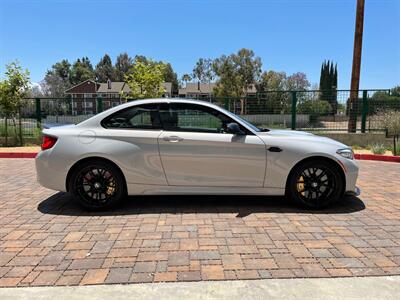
[[345, 186, 361, 197], [335, 155, 359, 195]]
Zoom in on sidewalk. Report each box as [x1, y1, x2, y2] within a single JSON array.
[[0, 146, 40, 153], [1, 276, 399, 300]]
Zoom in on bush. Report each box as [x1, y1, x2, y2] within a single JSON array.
[[392, 143, 400, 156], [375, 110, 400, 137], [297, 100, 332, 123], [370, 143, 386, 155], [34, 127, 42, 144]]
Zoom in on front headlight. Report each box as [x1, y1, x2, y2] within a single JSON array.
[[337, 148, 354, 160]]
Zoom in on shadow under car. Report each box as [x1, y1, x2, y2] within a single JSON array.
[[37, 192, 366, 217]]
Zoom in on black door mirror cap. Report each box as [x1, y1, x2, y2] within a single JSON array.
[[226, 122, 245, 135]]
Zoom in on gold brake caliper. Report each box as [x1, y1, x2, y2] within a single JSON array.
[[106, 179, 116, 196], [297, 176, 305, 196]]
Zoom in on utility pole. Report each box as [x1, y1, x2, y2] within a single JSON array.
[[348, 0, 365, 133]]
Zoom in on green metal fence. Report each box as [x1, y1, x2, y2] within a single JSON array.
[[209, 89, 397, 132], [0, 89, 398, 146]]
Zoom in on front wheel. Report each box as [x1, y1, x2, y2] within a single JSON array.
[[69, 160, 126, 210], [286, 160, 344, 209]]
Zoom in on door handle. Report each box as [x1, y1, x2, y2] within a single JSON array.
[[268, 146, 282, 152], [163, 136, 183, 143]]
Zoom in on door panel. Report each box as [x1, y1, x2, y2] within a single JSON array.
[[96, 129, 167, 185], [99, 103, 167, 185], [158, 131, 267, 187]]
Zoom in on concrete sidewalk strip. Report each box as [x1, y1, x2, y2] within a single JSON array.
[[0, 276, 399, 300]]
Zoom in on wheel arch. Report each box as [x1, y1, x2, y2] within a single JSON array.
[[66, 156, 127, 193], [285, 155, 346, 194]]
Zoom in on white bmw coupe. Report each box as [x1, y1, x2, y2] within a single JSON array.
[[36, 98, 359, 210]]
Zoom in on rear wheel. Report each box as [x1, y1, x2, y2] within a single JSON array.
[[69, 160, 126, 210], [287, 160, 344, 209]]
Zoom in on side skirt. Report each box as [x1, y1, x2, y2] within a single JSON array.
[[127, 183, 285, 196]]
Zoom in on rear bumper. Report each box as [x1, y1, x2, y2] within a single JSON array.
[[35, 150, 67, 192]]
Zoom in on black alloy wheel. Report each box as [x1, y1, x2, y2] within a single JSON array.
[[287, 160, 343, 209], [69, 160, 125, 210]]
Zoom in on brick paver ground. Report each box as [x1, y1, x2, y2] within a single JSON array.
[[0, 159, 399, 287]]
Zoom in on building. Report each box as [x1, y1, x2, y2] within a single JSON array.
[[178, 83, 216, 99], [65, 79, 173, 115]]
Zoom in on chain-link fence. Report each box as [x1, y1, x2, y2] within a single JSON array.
[[0, 90, 398, 146]]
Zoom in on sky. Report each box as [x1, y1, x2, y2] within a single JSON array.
[[0, 0, 399, 89]]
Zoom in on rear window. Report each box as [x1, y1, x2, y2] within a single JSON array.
[[101, 104, 162, 130]]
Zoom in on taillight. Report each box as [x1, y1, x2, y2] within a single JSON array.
[[41, 135, 58, 151]]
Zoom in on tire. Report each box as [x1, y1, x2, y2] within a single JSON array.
[[69, 160, 126, 211], [286, 159, 344, 209]]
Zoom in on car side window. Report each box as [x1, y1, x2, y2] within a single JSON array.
[[101, 104, 162, 130], [159, 103, 236, 133]]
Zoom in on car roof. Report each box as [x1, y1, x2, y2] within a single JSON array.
[[125, 98, 221, 109]]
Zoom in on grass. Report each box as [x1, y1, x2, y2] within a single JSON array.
[[0, 122, 41, 146]]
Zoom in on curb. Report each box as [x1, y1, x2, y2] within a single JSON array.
[[354, 153, 400, 163], [0, 152, 399, 163], [0, 152, 37, 158]]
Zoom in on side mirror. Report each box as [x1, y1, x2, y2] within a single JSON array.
[[226, 122, 245, 135]]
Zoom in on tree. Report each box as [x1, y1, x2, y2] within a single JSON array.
[[0, 61, 30, 146], [129, 55, 178, 95], [297, 100, 332, 123], [95, 54, 114, 82], [391, 86, 400, 97], [124, 58, 166, 99], [28, 83, 44, 97], [162, 63, 179, 95], [319, 60, 338, 114], [134, 55, 148, 64], [257, 71, 287, 92], [213, 49, 262, 98], [284, 72, 312, 114], [372, 86, 400, 101], [42, 72, 70, 97], [376, 110, 400, 155], [42, 59, 72, 97], [181, 74, 192, 82], [192, 58, 215, 83], [181, 73, 192, 87], [256, 71, 288, 113], [70, 57, 95, 85], [286, 72, 310, 91], [114, 53, 133, 81], [213, 49, 262, 113], [51, 59, 71, 82]]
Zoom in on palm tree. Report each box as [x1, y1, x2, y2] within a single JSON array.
[[181, 74, 192, 86]]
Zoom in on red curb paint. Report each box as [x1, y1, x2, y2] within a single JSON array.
[[0, 152, 37, 158], [354, 153, 400, 163], [0, 152, 399, 163]]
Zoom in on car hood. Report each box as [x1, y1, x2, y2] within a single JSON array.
[[256, 129, 348, 148]]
